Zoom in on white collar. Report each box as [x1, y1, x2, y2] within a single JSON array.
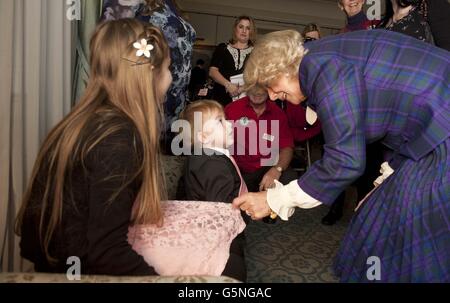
[[207, 146, 231, 157]]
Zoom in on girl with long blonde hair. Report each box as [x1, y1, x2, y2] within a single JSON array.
[[15, 18, 171, 275]]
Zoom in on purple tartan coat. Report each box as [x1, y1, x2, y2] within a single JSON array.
[[297, 29, 449, 205]]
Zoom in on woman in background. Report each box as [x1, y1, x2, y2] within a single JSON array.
[[338, 0, 379, 32], [209, 16, 257, 106]]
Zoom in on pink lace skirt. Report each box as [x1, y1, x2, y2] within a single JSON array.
[[128, 201, 246, 276]]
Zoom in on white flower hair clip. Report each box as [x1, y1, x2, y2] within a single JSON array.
[[133, 39, 154, 58]]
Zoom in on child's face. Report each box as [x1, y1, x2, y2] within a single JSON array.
[[202, 110, 234, 149]]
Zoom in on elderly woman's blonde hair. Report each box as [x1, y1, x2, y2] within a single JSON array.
[[243, 30, 308, 91]]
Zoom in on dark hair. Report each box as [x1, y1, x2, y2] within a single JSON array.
[[379, 0, 427, 28], [196, 59, 205, 65]]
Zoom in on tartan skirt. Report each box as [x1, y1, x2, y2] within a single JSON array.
[[334, 138, 450, 282]]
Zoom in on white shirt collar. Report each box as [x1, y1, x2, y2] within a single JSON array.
[[207, 146, 231, 157]]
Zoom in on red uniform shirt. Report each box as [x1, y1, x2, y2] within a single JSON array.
[[225, 97, 294, 173]]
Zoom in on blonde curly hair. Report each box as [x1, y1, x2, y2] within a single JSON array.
[[243, 30, 308, 91]]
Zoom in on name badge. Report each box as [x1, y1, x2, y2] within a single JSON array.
[[263, 133, 275, 142], [239, 117, 249, 126], [198, 88, 208, 97]]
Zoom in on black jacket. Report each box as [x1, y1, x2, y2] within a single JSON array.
[[177, 149, 241, 203]]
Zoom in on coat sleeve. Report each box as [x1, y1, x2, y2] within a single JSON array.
[[298, 57, 367, 205], [185, 157, 241, 203]]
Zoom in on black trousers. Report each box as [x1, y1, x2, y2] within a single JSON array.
[[221, 233, 247, 281]]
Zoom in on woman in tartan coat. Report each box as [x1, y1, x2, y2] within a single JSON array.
[[233, 29, 449, 282]]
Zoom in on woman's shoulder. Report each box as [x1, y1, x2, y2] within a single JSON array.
[[211, 44, 230, 64], [212, 43, 228, 53]]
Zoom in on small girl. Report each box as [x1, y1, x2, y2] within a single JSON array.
[[128, 100, 247, 280]]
